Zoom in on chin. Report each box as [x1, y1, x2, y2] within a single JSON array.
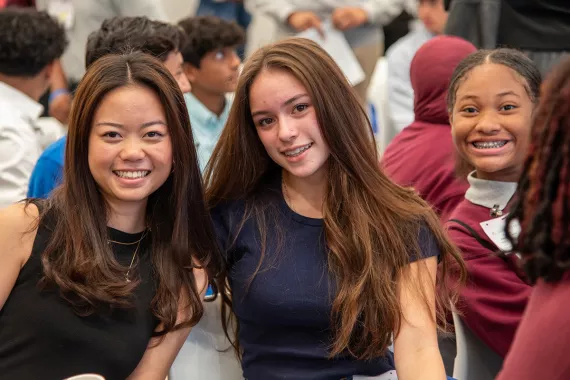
[[284, 165, 322, 179]]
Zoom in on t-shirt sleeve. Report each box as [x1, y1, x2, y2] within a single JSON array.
[[410, 223, 441, 263], [27, 155, 63, 199], [210, 205, 230, 256]]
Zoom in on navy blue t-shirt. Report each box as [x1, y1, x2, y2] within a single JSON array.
[[212, 175, 440, 380]]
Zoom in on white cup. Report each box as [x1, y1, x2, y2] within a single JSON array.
[[64, 374, 106, 380]]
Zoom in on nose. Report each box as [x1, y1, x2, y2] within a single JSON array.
[[277, 116, 299, 142], [119, 137, 146, 161], [178, 75, 191, 93], [475, 110, 502, 134], [230, 50, 241, 71]]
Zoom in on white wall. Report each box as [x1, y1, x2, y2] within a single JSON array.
[[160, 0, 199, 23]]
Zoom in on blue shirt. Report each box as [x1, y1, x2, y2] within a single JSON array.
[[185, 92, 231, 172], [211, 172, 440, 380], [27, 136, 66, 198]]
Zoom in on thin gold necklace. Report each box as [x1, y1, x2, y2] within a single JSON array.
[[124, 238, 141, 283], [107, 230, 148, 246], [108, 230, 148, 282]]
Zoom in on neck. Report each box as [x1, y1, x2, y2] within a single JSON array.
[[282, 169, 327, 218], [0, 73, 46, 102], [105, 199, 148, 233], [476, 166, 521, 183], [191, 87, 226, 116]]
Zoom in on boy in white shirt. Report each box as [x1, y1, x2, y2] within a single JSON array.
[[0, 8, 67, 208]]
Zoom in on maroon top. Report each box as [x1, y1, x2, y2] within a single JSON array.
[[382, 36, 475, 222], [497, 273, 570, 379], [446, 199, 532, 358]]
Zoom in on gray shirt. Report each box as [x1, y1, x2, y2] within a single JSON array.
[[36, 0, 167, 82]]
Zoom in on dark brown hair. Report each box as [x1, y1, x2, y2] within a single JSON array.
[[85, 16, 186, 68], [506, 56, 570, 284], [39, 52, 224, 335], [0, 8, 67, 77], [178, 15, 245, 67], [205, 38, 467, 359]]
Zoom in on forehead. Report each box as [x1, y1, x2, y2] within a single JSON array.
[[162, 50, 182, 74], [457, 63, 530, 99], [93, 84, 165, 119], [249, 68, 308, 107]]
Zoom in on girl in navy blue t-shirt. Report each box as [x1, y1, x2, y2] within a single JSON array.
[[205, 38, 466, 380]]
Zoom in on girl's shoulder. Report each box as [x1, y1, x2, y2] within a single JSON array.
[[0, 202, 40, 268]]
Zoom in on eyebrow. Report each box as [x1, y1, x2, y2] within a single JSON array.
[[251, 93, 309, 118], [94, 120, 167, 129], [458, 91, 521, 102]]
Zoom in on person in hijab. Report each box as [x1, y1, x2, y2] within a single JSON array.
[[382, 35, 476, 223]]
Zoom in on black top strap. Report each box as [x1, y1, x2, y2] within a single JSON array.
[[448, 219, 498, 252]]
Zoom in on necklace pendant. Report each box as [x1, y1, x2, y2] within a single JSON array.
[[125, 275, 131, 283]]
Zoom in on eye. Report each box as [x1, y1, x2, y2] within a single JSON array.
[[501, 104, 517, 111], [461, 106, 478, 114], [257, 118, 274, 127], [103, 131, 121, 138], [145, 131, 164, 138], [293, 104, 309, 113]]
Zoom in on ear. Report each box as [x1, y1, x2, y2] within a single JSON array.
[[183, 62, 199, 83], [43, 61, 56, 82]]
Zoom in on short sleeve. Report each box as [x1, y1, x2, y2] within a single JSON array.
[[27, 156, 63, 199], [210, 205, 230, 256], [410, 223, 441, 263]]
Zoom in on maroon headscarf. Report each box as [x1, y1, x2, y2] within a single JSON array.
[[411, 35, 477, 125]]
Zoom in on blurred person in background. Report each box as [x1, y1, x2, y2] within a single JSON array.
[[444, 0, 570, 76], [27, 16, 191, 199], [195, 0, 250, 59], [386, 0, 448, 134], [178, 15, 244, 172], [244, 0, 404, 106], [35, 0, 168, 125], [0, 8, 66, 208]]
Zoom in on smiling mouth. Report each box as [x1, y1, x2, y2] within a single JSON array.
[[113, 170, 151, 179], [283, 143, 313, 157], [472, 141, 509, 149]]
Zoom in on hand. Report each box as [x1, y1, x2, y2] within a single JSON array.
[[332, 7, 369, 31], [48, 92, 71, 125], [287, 11, 324, 36]]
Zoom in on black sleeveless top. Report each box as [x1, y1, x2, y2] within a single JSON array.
[[0, 206, 159, 380]]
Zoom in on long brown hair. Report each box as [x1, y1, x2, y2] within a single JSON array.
[[506, 56, 570, 284], [38, 52, 224, 335], [205, 38, 466, 359]]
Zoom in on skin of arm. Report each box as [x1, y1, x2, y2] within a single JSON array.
[[0, 203, 38, 311], [394, 256, 446, 380]]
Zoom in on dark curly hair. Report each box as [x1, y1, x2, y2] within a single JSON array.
[[0, 8, 67, 77], [178, 15, 245, 68], [506, 56, 570, 284], [85, 16, 186, 69]]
